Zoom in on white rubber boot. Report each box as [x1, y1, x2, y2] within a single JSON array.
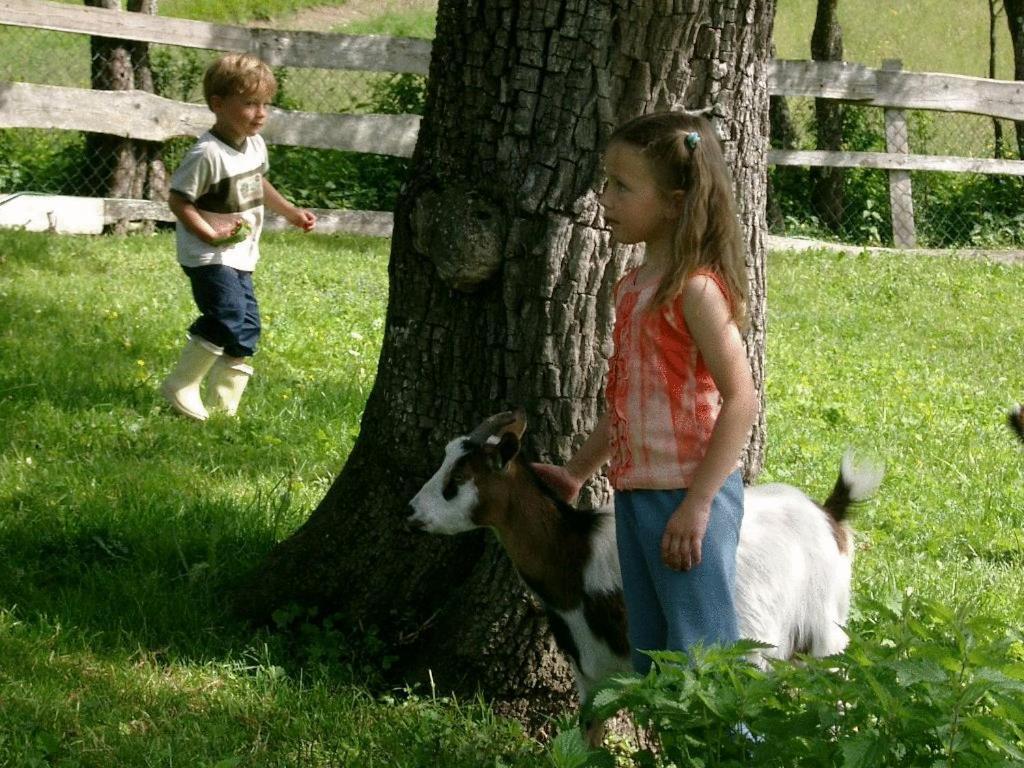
[[159, 336, 222, 421], [205, 357, 253, 416]]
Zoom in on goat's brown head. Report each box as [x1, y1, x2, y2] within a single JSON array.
[[407, 409, 528, 535]]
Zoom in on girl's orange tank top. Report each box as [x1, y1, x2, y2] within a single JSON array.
[[606, 267, 735, 490]]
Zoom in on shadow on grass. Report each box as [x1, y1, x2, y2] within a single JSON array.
[[1, 300, 379, 673]]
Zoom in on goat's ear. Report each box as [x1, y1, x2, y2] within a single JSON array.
[[507, 407, 527, 440], [486, 431, 521, 471]]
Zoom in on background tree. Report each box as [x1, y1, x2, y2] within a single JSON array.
[[85, 0, 167, 232], [1006, 0, 1024, 157], [810, 0, 844, 232], [238, 0, 776, 727], [989, 0, 1006, 157]]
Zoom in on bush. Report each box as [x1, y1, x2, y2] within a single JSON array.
[[556, 595, 1024, 768], [264, 73, 426, 211], [770, 103, 1024, 248], [771, 105, 893, 246], [0, 129, 92, 196], [915, 173, 1024, 248], [151, 46, 210, 103], [267, 145, 411, 211]]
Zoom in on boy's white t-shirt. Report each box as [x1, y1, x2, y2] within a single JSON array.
[[170, 130, 269, 272]]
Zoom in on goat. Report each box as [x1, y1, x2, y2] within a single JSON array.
[[407, 409, 883, 736]]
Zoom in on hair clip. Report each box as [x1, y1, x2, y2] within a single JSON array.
[[685, 131, 702, 150]]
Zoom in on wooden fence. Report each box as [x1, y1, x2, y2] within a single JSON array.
[[2, 0, 1024, 244]]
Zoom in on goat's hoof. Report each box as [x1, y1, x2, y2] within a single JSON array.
[[583, 719, 606, 749]]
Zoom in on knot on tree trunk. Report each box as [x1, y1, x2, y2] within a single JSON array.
[[412, 186, 507, 292]]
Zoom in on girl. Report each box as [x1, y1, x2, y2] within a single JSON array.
[[539, 112, 757, 673]]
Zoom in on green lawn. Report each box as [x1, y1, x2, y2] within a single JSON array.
[[1, 228, 1022, 764], [772, 0, 1014, 78], [0, 228, 542, 766], [762, 248, 1024, 625]]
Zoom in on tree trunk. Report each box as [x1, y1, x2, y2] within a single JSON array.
[[237, 0, 775, 730], [1006, 0, 1024, 158], [85, 0, 167, 232], [810, 0, 844, 233], [991, 0, 1006, 158]]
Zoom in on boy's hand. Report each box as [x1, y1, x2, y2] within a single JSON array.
[[661, 495, 712, 571], [209, 218, 249, 246], [290, 209, 316, 232]]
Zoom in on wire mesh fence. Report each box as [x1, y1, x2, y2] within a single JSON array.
[[2, 22, 1023, 247]]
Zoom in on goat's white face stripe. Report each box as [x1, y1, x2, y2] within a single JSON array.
[[408, 438, 480, 535]]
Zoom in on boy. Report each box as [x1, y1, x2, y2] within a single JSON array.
[[160, 52, 315, 421]]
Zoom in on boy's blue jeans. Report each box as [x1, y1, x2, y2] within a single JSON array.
[[182, 264, 260, 358], [614, 471, 744, 674]]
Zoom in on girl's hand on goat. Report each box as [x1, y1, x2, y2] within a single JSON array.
[[661, 495, 712, 571], [530, 463, 582, 504]]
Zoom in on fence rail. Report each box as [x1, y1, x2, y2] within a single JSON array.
[[0, 0, 431, 75], [0, 81, 420, 156], [768, 59, 1024, 121], [2, 1, 1024, 244], [0, 192, 394, 236], [768, 149, 1024, 176]]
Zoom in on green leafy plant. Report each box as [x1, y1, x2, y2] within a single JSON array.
[[151, 47, 209, 103], [568, 595, 1024, 767], [360, 73, 428, 115], [0, 129, 88, 195]]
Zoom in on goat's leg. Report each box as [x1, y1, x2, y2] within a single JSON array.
[[574, 673, 606, 748], [584, 717, 607, 748], [812, 624, 849, 657]]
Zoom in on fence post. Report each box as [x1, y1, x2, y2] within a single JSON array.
[[881, 58, 917, 248]]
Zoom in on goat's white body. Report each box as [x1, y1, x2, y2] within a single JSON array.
[[568, 509, 631, 699], [561, 482, 857, 688], [735, 483, 853, 664], [582, 507, 621, 596], [554, 603, 633, 700]]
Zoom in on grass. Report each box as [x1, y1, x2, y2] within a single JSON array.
[[1, 227, 1022, 764], [0, 228, 543, 766], [772, 0, 1014, 78], [334, 6, 437, 39], [159, 0, 344, 23], [0, 229, 381, 654], [761, 249, 1024, 626]]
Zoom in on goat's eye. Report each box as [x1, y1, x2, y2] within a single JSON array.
[[442, 478, 459, 500]]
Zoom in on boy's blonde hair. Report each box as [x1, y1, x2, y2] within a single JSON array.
[[608, 112, 749, 331], [203, 53, 277, 107]]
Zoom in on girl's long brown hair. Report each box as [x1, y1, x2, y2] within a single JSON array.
[[608, 112, 749, 331]]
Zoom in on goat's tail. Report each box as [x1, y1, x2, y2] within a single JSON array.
[[1008, 405, 1024, 444], [822, 450, 884, 522]]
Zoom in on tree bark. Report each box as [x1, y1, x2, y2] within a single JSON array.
[[990, 0, 1006, 158], [810, 0, 844, 232], [1006, 0, 1024, 158], [85, 0, 167, 232], [237, 0, 775, 730]]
